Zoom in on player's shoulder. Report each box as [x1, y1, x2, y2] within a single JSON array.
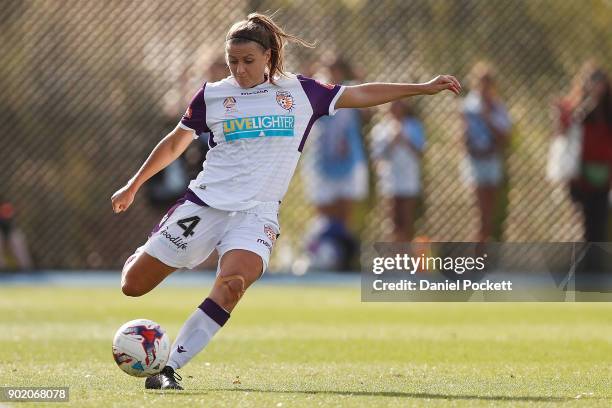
[[272, 72, 301, 87], [280, 72, 299, 80], [206, 76, 236, 90], [285, 74, 341, 98], [278, 73, 335, 88], [292, 73, 334, 88]]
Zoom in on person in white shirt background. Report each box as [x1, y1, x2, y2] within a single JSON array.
[[111, 12, 461, 390], [301, 57, 368, 271], [460, 61, 512, 242], [371, 100, 426, 242]]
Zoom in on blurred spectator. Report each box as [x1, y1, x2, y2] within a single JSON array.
[[553, 61, 612, 243], [301, 57, 368, 270], [0, 200, 33, 270], [371, 100, 426, 241], [460, 62, 512, 242]]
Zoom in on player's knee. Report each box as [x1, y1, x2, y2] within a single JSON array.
[[218, 279, 243, 302], [120, 257, 146, 297], [121, 278, 146, 297], [215, 273, 247, 304], [225, 279, 244, 297], [121, 283, 141, 297]]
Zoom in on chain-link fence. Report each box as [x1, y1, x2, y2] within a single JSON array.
[[1, 0, 611, 270]]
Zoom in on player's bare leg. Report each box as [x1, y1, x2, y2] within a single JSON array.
[[208, 249, 263, 311], [146, 249, 263, 390], [121, 251, 176, 297]]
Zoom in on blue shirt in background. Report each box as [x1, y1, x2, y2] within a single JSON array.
[[315, 108, 366, 179]]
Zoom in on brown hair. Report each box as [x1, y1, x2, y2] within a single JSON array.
[[226, 12, 314, 84]]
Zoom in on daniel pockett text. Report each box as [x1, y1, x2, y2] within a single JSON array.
[[370, 253, 512, 293], [362, 243, 612, 302]]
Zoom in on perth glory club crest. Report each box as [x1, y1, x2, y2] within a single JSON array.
[[276, 91, 294, 111], [264, 224, 277, 244]]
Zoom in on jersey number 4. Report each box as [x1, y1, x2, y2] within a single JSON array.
[[177, 216, 201, 237]]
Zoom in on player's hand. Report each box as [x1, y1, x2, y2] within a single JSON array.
[[424, 75, 462, 95], [111, 184, 136, 213]]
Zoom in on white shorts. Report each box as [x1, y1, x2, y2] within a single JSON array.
[[461, 156, 503, 187], [140, 195, 280, 272], [304, 164, 369, 206], [376, 160, 421, 198]]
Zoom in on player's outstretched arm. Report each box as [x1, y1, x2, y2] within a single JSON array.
[[111, 126, 195, 213], [336, 75, 462, 109]]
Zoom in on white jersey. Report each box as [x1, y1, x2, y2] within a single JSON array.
[[179, 73, 345, 211]]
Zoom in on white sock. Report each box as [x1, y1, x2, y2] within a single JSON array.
[[166, 298, 230, 370]]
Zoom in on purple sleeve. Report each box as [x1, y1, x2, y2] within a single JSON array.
[[179, 84, 210, 134], [297, 75, 344, 117]]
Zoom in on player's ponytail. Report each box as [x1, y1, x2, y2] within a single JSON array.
[[227, 12, 314, 84]]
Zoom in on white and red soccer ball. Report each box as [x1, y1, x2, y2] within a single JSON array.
[[112, 319, 171, 377]]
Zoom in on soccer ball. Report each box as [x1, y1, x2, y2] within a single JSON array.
[[112, 319, 171, 377]]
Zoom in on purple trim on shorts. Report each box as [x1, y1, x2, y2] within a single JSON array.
[[184, 189, 208, 207], [149, 197, 186, 236], [199, 297, 230, 326], [149, 190, 207, 236]]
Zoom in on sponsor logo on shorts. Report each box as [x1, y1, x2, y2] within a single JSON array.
[[160, 228, 188, 250], [257, 238, 272, 252]]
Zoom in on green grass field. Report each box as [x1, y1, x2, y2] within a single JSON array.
[[0, 284, 611, 407]]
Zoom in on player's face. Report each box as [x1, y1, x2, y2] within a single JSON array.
[[226, 42, 271, 89]]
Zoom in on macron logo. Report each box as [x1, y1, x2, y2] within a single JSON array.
[[177, 345, 186, 353]]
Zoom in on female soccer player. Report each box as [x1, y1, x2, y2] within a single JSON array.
[[111, 13, 461, 390]]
